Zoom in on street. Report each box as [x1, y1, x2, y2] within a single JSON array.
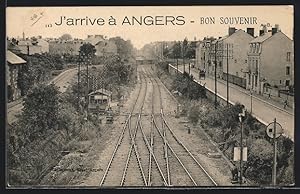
[[174, 64, 294, 140], [7, 68, 78, 124]]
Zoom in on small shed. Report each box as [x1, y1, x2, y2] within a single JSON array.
[[88, 89, 112, 113]]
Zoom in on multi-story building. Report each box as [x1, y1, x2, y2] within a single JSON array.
[[6, 50, 26, 101], [216, 27, 254, 88], [246, 27, 294, 94], [85, 35, 118, 56], [48, 39, 84, 55], [195, 37, 214, 72], [17, 40, 43, 55], [48, 35, 118, 56]]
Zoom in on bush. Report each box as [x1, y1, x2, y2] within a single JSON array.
[[244, 139, 273, 185], [188, 103, 201, 125]]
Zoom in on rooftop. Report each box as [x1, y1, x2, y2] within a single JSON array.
[[89, 88, 112, 96], [250, 32, 273, 43], [7, 50, 26, 65]]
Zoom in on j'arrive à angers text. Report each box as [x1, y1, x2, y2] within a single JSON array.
[[54, 16, 258, 26]]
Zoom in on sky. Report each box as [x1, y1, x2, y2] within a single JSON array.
[[6, 6, 293, 49]]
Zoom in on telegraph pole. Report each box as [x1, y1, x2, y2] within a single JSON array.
[[214, 41, 218, 109], [272, 118, 277, 186], [226, 43, 229, 105], [77, 53, 82, 110], [86, 54, 90, 120]]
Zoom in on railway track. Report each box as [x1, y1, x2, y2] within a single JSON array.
[[98, 65, 218, 187], [100, 69, 149, 187], [148, 67, 218, 186]]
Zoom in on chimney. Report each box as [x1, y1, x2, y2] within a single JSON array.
[[259, 30, 264, 36], [88, 35, 92, 38], [275, 24, 280, 31], [246, 28, 254, 37], [95, 35, 103, 39], [272, 27, 278, 35], [22, 32, 25, 40], [263, 25, 268, 34], [228, 27, 236, 36], [219, 37, 222, 39]]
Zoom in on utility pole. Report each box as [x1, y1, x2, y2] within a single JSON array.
[[77, 52, 83, 110], [86, 54, 90, 120], [240, 119, 243, 185], [272, 118, 277, 186], [226, 43, 229, 106], [182, 42, 185, 73], [214, 41, 218, 109]]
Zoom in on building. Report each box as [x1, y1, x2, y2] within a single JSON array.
[[48, 35, 118, 56], [195, 37, 215, 72], [17, 40, 43, 55], [246, 27, 294, 94], [88, 89, 112, 113], [94, 40, 118, 56], [6, 50, 27, 101], [85, 35, 117, 56], [215, 27, 254, 88], [48, 39, 84, 55], [36, 38, 49, 53]]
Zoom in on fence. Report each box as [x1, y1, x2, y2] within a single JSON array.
[[222, 73, 246, 89]]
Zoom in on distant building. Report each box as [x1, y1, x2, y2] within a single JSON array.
[[48, 39, 84, 55], [17, 40, 43, 55], [36, 38, 49, 53], [246, 27, 294, 94], [195, 37, 214, 71], [6, 50, 26, 101], [85, 35, 117, 56]]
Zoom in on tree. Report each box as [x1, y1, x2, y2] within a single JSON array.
[[172, 41, 182, 70], [19, 84, 60, 141], [79, 43, 96, 57], [17, 53, 65, 95], [60, 33, 72, 41], [109, 37, 134, 61]]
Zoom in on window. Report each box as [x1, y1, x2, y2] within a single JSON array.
[[286, 66, 290, 75], [255, 60, 258, 73], [248, 74, 251, 84], [234, 59, 237, 63], [245, 59, 247, 63], [255, 76, 258, 87], [286, 80, 290, 87], [279, 80, 282, 84], [287, 52, 291, 62], [236, 72, 239, 76]]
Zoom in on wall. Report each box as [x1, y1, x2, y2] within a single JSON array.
[[49, 41, 83, 55], [168, 64, 233, 107], [37, 39, 49, 53], [260, 32, 294, 88], [222, 30, 254, 80], [18, 45, 42, 55]]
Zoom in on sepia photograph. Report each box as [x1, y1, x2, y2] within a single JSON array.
[[5, 5, 294, 188]]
